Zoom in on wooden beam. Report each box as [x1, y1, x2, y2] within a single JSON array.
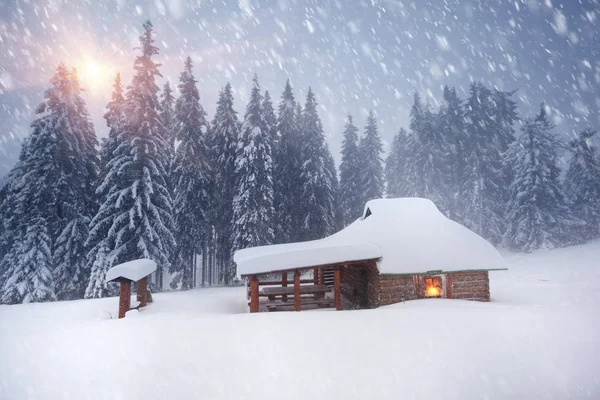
[[334, 268, 342, 311], [118, 280, 131, 319], [137, 276, 148, 307], [255, 279, 313, 286], [294, 270, 301, 311], [318, 267, 324, 285], [313, 267, 319, 284], [239, 257, 381, 278], [249, 275, 259, 313], [281, 272, 288, 303]]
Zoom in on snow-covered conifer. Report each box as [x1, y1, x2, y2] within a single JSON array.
[[503, 104, 577, 251], [339, 114, 362, 225], [357, 110, 384, 205], [564, 129, 600, 242], [231, 75, 275, 253], [170, 56, 212, 289], [298, 88, 338, 240], [209, 83, 240, 283]]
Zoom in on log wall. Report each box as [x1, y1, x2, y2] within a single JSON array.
[[448, 271, 490, 302], [378, 275, 417, 305], [374, 270, 490, 306]]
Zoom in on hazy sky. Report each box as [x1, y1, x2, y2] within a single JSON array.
[[1, 0, 599, 176]]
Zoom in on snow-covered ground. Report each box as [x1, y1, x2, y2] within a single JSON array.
[[1, 243, 600, 399]]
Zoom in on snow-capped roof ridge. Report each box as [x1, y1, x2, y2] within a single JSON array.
[[235, 197, 505, 276]]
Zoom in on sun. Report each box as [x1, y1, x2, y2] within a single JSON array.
[[76, 58, 114, 93]]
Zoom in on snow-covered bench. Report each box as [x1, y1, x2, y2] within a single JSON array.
[[106, 259, 157, 319]]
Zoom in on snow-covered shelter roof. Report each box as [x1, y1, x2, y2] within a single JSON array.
[[105, 259, 157, 283], [235, 198, 505, 277]]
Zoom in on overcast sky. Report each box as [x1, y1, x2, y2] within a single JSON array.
[[1, 0, 599, 176]]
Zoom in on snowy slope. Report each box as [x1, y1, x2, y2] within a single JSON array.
[[1, 242, 600, 399]]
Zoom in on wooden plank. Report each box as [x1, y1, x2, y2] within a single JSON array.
[[249, 275, 259, 313], [266, 298, 334, 311], [257, 279, 313, 286], [294, 271, 301, 311], [281, 272, 288, 302], [261, 285, 330, 296], [334, 268, 342, 310]]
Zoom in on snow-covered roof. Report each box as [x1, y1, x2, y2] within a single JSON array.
[[105, 259, 157, 283], [235, 198, 506, 276]]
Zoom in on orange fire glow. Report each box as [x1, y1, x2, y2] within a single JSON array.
[[425, 278, 441, 297]]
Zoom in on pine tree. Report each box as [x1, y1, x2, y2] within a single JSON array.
[[170, 56, 212, 289], [1, 217, 55, 304], [503, 104, 576, 252], [159, 81, 176, 151], [564, 129, 600, 242], [1, 64, 98, 303], [409, 93, 451, 214], [85, 20, 174, 297], [209, 83, 240, 284], [263, 90, 277, 144], [99, 74, 125, 177], [298, 88, 338, 240], [339, 114, 362, 225], [460, 83, 507, 244], [273, 80, 302, 242], [231, 75, 275, 253], [438, 86, 465, 219], [85, 74, 125, 299], [357, 110, 384, 205]]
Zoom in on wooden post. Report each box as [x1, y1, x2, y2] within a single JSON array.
[[137, 276, 148, 307], [294, 270, 301, 311], [118, 280, 132, 319], [249, 275, 259, 313], [313, 267, 319, 284], [281, 272, 288, 303], [318, 267, 325, 285], [334, 267, 342, 311]]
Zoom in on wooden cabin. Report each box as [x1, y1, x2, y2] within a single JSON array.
[[234, 198, 507, 312]]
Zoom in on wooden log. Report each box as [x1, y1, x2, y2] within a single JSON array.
[[294, 271, 301, 311], [281, 272, 288, 302], [137, 276, 148, 307], [249, 275, 259, 313], [334, 268, 342, 310], [118, 280, 131, 319]]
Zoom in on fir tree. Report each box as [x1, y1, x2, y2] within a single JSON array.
[[231, 75, 275, 252], [85, 74, 125, 299], [85, 20, 174, 297], [159, 81, 176, 151], [460, 82, 507, 244], [357, 110, 384, 205], [410, 93, 450, 214], [298, 88, 338, 240], [1, 64, 98, 303], [438, 86, 465, 219], [263, 90, 277, 145], [503, 104, 576, 252], [564, 129, 600, 242], [209, 83, 240, 284], [339, 114, 362, 225], [170, 56, 212, 289], [273, 80, 302, 242], [1, 217, 55, 304]]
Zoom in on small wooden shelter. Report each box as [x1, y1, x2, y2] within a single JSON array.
[[235, 198, 507, 313], [105, 259, 157, 318]]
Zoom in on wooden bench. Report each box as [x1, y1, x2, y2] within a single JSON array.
[[260, 284, 330, 301], [266, 297, 335, 312]]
